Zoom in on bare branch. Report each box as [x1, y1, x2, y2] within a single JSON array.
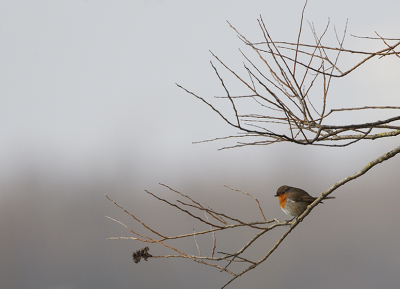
[[176, 14, 399, 149], [220, 144, 400, 288]]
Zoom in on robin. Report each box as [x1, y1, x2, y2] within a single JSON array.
[[274, 185, 335, 219]]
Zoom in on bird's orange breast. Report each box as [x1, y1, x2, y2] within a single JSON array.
[[278, 193, 288, 209]]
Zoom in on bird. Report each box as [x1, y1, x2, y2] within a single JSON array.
[[274, 185, 335, 219]]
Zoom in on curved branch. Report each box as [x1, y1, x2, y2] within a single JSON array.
[[220, 143, 400, 288]]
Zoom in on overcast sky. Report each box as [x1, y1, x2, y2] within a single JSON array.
[[1, 1, 400, 289]]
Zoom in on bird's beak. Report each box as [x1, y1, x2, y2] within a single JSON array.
[[274, 194, 278, 197]]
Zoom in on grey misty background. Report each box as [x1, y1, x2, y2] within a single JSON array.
[[1, 1, 400, 289]]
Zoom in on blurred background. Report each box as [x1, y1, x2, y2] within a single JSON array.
[[1, 1, 400, 288]]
